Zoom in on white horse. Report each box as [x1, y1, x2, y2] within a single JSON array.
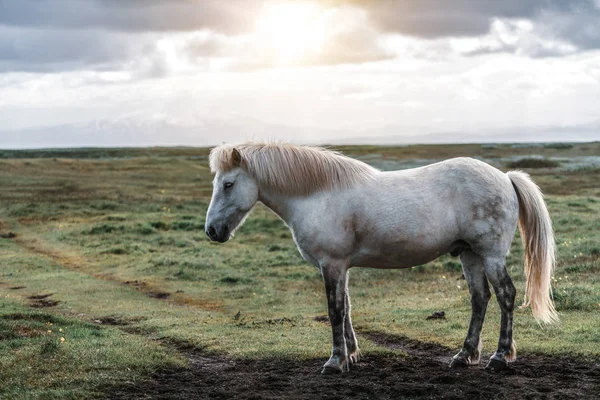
[[205, 142, 557, 374]]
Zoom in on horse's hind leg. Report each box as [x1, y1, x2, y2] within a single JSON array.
[[450, 251, 491, 368], [483, 256, 517, 372], [344, 271, 360, 365], [320, 259, 350, 374]]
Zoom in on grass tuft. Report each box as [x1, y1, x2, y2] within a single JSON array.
[[507, 158, 561, 169]]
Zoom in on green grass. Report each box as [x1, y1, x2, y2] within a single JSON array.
[[0, 142, 599, 398], [0, 298, 185, 399]]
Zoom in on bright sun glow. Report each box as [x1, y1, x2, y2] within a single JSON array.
[[255, 2, 326, 64]]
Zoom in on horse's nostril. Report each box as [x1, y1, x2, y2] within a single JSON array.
[[207, 225, 217, 239]]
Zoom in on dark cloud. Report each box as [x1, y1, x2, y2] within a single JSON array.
[[456, 20, 577, 59], [0, 0, 262, 34], [538, 4, 600, 51], [0, 26, 156, 73], [357, 0, 600, 56], [353, 0, 587, 38], [0, 0, 258, 74], [363, 0, 539, 38], [454, 3, 600, 58]]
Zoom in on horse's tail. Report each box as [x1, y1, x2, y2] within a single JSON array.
[[507, 171, 558, 324]]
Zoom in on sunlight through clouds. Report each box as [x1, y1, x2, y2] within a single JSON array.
[[254, 2, 326, 64]]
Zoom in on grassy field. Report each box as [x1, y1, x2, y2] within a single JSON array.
[[0, 142, 599, 398]]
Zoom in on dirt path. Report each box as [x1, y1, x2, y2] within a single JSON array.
[[0, 217, 225, 312], [106, 331, 600, 400]]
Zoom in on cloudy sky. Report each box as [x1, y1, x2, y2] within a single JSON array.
[[1, 0, 599, 148]]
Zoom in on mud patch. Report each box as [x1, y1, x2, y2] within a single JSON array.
[[236, 317, 298, 328], [123, 280, 171, 300], [0, 324, 46, 340], [26, 292, 60, 308], [362, 330, 452, 359], [426, 311, 446, 320], [121, 325, 156, 336], [148, 291, 171, 299], [26, 293, 54, 300], [14, 325, 46, 338], [29, 298, 60, 308], [123, 280, 149, 289], [94, 317, 130, 326], [105, 332, 600, 400], [1, 313, 60, 323], [93, 316, 146, 326]]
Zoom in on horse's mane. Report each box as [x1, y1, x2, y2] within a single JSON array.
[[209, 142, 379, 196]]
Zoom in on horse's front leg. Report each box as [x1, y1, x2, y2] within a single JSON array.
[[320, 259, 350, 374]]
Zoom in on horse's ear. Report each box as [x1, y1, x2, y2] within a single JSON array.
[[231, 148, 242, 166]]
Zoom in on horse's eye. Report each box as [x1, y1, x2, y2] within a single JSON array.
[[224, 182, 234, 190]]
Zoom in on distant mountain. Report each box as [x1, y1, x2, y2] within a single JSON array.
[[323, 129, 600, 145], [321, 120, 600, 145], [0, 118, 242, 149], [0, 115, 350, 149], [1, 116, 598, 149]]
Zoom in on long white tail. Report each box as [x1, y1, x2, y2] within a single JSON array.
[[507, 171, 558, 324]]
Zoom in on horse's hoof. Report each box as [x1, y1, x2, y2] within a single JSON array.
[[321, 365, 342, 375], [485, 358, 507, 372], [449, 357, 469, 369]]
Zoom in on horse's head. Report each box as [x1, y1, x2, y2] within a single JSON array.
[[205, 148, 258, 243]]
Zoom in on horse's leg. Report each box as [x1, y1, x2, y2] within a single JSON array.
[[450, 251, 491, 368], [344, 270, 360, 365], [484, 256, 517, 372], [320, 259, 349, 374]]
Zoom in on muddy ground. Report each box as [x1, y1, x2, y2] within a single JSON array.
[[106, 331, 600, 400]]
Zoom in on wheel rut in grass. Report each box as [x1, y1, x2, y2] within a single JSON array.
[[2, 221, 224, 313], [25, 293, 60, 308]]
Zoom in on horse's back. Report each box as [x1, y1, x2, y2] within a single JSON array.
[[346, 157, 519, 267]]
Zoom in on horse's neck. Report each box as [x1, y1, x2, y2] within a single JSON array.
[[258, 186, 319, 229], [258, 190, 293, 224]]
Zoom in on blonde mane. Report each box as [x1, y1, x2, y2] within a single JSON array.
[[209, 142, 379, 196]]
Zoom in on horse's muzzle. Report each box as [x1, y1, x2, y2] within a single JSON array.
[[205, 224, 229, 243]]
